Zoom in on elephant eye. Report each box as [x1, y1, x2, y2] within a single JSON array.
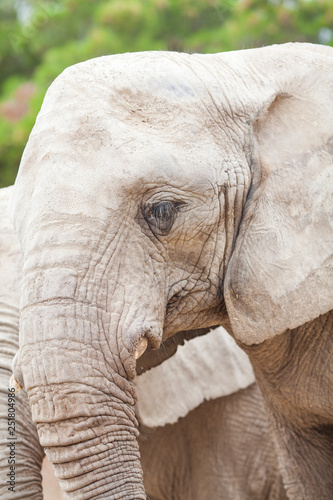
[[145, 201, 182, 236]]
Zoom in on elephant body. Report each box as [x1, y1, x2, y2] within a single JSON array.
[[137, 333, 287, 500], [140, 384, 286, 500], [137, 327, 287, 499], [5, 43, 333, 498]]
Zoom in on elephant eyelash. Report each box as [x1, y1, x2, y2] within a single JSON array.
[[144, 200, 184, 236]]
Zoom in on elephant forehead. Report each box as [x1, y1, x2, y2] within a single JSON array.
[[24, 52, 243, 186], [13, 52, 244, 228], [17, 118, 219, 224], [26, 98, 223, 198], [99, 130, 221, 184], [42, 52, 208, 116], [35, 52, 240, 147]]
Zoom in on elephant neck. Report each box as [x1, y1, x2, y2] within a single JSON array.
[[243, 310, 333, 499], [244, 310, 332, 426]]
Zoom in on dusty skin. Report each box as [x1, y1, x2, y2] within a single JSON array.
[[1, 42, 333, 498], [1, 185, 284, 499]]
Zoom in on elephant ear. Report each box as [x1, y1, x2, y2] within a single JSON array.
[[225, 43, 333, 344]]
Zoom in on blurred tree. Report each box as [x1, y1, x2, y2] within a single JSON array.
[[0, 0, 332, 187]]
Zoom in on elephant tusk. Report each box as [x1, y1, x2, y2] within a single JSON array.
[[9, 374, 23, 393], [135, 337, 148, 360]]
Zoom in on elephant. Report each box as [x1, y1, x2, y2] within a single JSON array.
[[0, 185, 68, 499], [0, 185, 285, 499], [140, 386, 286, 500], [0, 186, 44, 499], [7, 42, 333, 499]]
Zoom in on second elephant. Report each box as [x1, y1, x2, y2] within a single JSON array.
[[140, 384, 286, 500], [137, 331, 286, 500]]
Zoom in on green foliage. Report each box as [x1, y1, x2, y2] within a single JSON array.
[[0, 0, 332, 187]]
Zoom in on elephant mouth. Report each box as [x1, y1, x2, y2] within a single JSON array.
[[136, 326, 217, 375]]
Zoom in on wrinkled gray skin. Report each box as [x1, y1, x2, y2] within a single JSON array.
[[0, 187, 44, 499], [9, 43, 333, 499], [0, 186, 283, 500], [140, 384, 287, 500]]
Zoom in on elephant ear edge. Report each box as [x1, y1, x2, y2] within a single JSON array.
[[224, 44, 333, 344]]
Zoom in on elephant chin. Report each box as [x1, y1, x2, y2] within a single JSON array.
[[18, 298, 147, 499]]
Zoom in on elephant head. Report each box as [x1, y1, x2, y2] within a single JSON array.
[[0, 186, 258, 499], [9, 43, 333, 498]]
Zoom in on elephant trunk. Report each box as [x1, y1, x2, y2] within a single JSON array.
[[11, 197, 165, 497], [38, 382, 144, 499], [15, 296, 147, 499]]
